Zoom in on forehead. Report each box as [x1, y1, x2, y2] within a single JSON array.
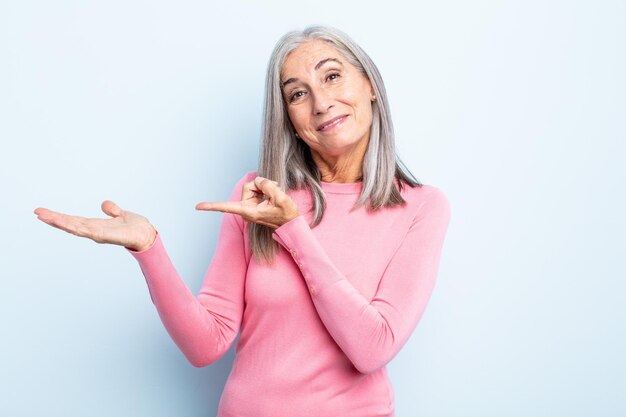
[[281, 40, 346, 77]]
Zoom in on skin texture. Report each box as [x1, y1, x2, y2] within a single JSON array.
[[34, 40, 375, 250], [33, 177, 296, 251], [195, 177, 300, 229], [34, 201, 157, 252]]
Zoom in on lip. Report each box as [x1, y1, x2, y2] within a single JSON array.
[[317, 115, 348, 131]]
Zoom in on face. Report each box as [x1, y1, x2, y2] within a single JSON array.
[[280, 40, 375, 161]]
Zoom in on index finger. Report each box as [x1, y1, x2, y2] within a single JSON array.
[[195, 200, 250, 216]]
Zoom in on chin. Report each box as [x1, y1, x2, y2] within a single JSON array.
[[320, 140, 360, 153]]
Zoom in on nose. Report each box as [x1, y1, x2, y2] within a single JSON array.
[[311, 88, 333, 115]]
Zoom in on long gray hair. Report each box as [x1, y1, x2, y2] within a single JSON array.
[[251, 25, 421, 263]]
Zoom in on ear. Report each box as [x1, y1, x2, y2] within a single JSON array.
[[367, 79, 376, 101]]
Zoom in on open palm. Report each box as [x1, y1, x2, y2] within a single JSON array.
[[34, 200, 157, 252]]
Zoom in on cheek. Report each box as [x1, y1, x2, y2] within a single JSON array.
[[355, 94, 374, 122], [287, 108, 306, 129], [342, 81, 373, 114]]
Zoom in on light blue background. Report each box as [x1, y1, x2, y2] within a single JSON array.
[[1, 1, 624, 416]]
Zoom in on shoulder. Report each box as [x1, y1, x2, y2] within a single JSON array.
[[238, 170, 258, 186], [400, 183, 450, 207], [399, 183, 451, 224]]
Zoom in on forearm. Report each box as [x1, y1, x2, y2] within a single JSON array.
[[128, 233, 238, 367], [272, 189, 451, 373], [272, 217, 400, 373]]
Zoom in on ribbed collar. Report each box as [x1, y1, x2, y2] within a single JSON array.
[[320, 180, 363, 194]]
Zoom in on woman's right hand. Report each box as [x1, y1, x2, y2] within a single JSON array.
[[34, 200, 157, 252]]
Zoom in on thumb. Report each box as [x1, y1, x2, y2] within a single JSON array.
[[254, 177, 282, 200], [101, 200, 123, 218]]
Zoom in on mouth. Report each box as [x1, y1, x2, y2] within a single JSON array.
[[317, 115, 348, 131]]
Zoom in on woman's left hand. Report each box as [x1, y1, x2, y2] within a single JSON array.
[[196, 176, 300, 229]]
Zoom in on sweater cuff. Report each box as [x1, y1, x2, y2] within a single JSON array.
[[127, 231, 162, 259], [272, 216, 344, 296]]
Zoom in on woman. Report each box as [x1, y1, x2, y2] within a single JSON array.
[[35, 26, 451, 417]]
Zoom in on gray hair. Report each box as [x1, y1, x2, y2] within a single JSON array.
[[251, 25, 421, 263]]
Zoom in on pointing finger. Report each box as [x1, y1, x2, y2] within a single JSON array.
[[196, 201, 249, 216]]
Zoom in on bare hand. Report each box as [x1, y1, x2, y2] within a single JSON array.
[[34, 200, 157, 252], [195, 176, 300, 229]]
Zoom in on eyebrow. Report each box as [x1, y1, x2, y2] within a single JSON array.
[[281, 57, 344, 89], [315, 57, 343, 71]]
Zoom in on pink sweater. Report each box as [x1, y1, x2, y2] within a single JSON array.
[[129, 171, 451, 417]]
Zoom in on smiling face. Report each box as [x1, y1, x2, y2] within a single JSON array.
[[280, 40, 375, 172]]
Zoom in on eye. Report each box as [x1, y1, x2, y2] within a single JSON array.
[[289, 90, 306, 102], [326, 72, 341, 81]]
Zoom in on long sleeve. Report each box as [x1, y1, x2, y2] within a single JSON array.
[[271, 186, 451, 374], [128, 178, 250, 367]]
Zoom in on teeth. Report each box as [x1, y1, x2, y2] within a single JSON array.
[[323, 117, 342, 129]]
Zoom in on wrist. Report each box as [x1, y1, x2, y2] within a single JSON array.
[[277, 212, 300, 228], [129, 226, 158, 252]]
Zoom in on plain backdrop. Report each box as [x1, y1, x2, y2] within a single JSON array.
[[1, 1, 624, 416]]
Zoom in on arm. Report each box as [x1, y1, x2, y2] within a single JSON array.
[[128, 177, 249, 367], [272, 187, 451, 374]]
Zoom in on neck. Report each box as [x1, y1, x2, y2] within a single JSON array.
[[311, 148, 364, 183]]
